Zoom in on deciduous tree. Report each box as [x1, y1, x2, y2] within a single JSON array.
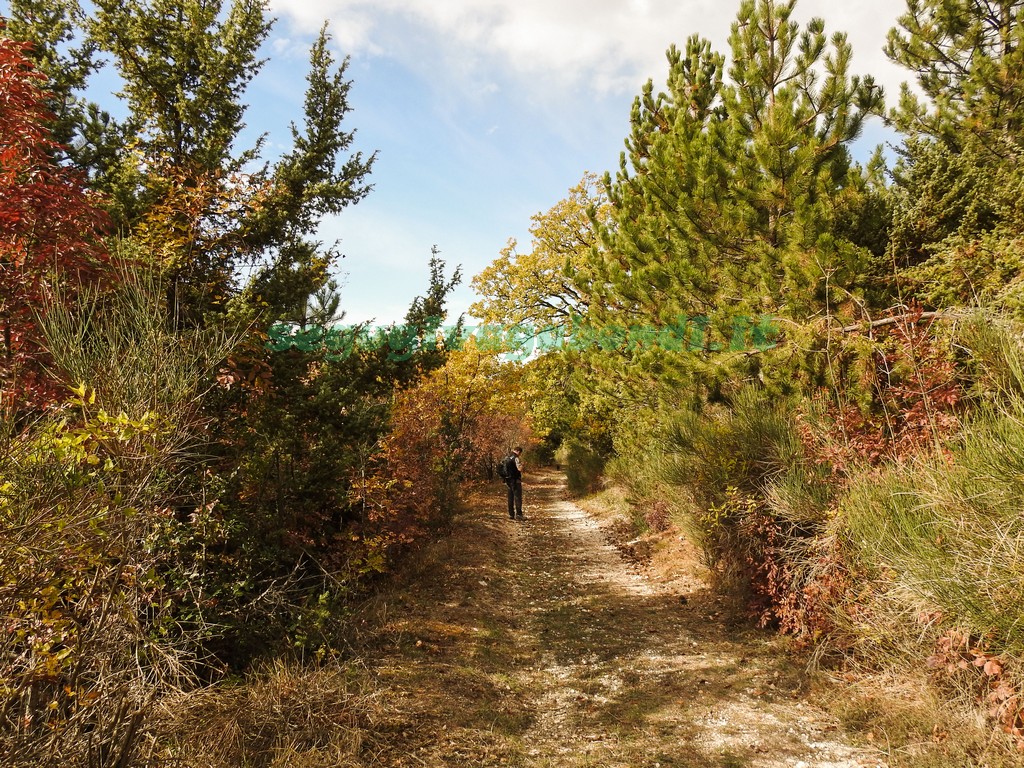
[[0, 32, 109, 408], [355, 341, 530, 538], [470, 173, 607, 335], [2, 0, 120, 176]]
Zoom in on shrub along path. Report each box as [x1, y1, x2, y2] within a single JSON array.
[[354, 470, 884, 767]]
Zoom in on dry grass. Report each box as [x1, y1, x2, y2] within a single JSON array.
[[152, 659, 381, 767], [140, 480, 532, 768], [105, 472, 891, 767], [823, 666, 1024, 768]]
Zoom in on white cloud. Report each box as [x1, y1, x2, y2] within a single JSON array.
[[268, 0, 908, 102], [793, 1, 909, 99]]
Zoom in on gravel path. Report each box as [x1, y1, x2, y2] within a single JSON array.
[[359, 471, 886, 767]]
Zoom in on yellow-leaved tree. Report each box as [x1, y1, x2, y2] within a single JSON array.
[[353, 339, 531, 541], [470, 172, 609, 335], [469, 173, 619, 482]]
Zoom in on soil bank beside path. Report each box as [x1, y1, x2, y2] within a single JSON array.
[[354, 469, 886, 767]]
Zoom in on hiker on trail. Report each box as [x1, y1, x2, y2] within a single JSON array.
[[498, 447, 525, 520]]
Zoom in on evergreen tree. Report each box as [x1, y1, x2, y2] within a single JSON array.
[[579, 0, 882, 401], [885, 0, 1024, 309], [239, 22, 375, 324], [886, 0, 1024, 155], [4, 1, 375, 325], [2, 0, 121, 176], [400, 246, 464, 378], [89, 0, 269, 177], [306, 278, 344, 329]]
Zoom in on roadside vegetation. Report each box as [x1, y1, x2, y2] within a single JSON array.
[[0, 3, 528, 764]]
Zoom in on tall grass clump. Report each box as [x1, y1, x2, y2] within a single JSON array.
[[841, 315, 1024, 653], [663, 387, 803, 511], [0, 263, 237, 767], [635, 387, 837, 616], [843, 402, 1024, 656], [605, 425, 691, 535], [831, 313, 1024, 751], [601, 414, 693, 536], [834, 409, 1024, 753]]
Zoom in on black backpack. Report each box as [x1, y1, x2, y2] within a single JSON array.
[[497, 455, 514, 481]]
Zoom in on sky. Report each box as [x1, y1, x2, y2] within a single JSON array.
[[254, 0, 911, 326], [13, 0, 913, 327]]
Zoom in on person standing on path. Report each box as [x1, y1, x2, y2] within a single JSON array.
[[502, 446, 525, 520]]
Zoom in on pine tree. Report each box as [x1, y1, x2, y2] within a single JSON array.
[[885, 0, 1024, 309], [579, 0, 883, 400], [886, 0, 1024, 155]]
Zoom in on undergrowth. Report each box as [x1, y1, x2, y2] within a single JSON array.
[[603, 311, 1024, 763]]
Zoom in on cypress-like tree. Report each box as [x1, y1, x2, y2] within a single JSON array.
[[3, 0, 375, 325], [2, 0, 120, 175]]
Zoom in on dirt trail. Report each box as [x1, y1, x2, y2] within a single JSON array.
[[358, 471, 886, 767]]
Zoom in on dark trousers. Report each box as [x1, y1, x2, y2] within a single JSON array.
[[506, 479, 522, 518]]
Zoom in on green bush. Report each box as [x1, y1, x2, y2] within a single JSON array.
[[843, 403, 1024, 658], [604, 387, 836, 618], [603, 408, 704, 536], [556, 437, 605, 496], [663, 387, 804, 511], [660, 388, 818, 565]]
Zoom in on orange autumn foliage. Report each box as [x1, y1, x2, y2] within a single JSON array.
[[0, 33, 110, 409]]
